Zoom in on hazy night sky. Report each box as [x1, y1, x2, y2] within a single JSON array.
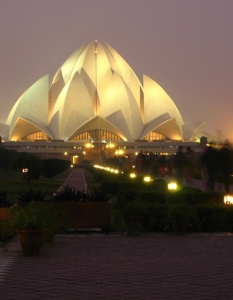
[[0, 0, 232, 141]]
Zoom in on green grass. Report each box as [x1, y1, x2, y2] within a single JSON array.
[[82, 168, 100, 191], [48, 167, 74, 181], [0, 168, 75, 202], [0, 167, 100, 203], [0, 178, 61, 202], [0, 170, 22, 180]]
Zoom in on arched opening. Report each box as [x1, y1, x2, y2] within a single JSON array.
[[143, 131, 168, 141], [71, 130, 123, 141], [22, 131, 51, 141]]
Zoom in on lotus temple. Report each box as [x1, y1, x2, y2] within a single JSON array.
[[0, 40, 206, 163]]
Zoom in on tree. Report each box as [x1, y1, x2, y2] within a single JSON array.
[[10, 152, 43, 180], [42, 158, 70, 178], [0, 148, 18, 171]]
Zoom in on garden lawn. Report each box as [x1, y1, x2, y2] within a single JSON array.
[[82, 168, 100, 191], [0, 178, 61, 202], [0, 168, 75, 202]]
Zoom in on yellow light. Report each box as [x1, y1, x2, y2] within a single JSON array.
[[94, 164, 104, 169], [130, 173, 136, 178], [144, 176, 151, 182], [224, 195, 233, 205], [114, 170, 119, 174], [22, 168, 28, 173], [110, 168, 114, 172], [83, 151, 86, 155], [85, 143, 92, 148], [70, 164, 74, 168], [64, 152, 67, 155], [168, 182, 177, 190]]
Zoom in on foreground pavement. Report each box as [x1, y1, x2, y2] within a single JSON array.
[[1, 233, 233, 299]]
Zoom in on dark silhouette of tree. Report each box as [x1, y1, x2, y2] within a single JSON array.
[[42, 158, 70, 178], [10, 152, 43, 180], [0, 148, 18, 171]]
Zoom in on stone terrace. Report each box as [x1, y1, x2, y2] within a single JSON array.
[[1, 233, 233, 299]]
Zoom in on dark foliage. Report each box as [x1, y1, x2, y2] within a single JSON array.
[[52, 185, 109, 202], [10, 152, 43, 179], [51, 185, 89, 202], [17, 188, 48, 204], [87, 187, 109, 202], [0, 190, 12, 207], [100, 180, 120, 196], [144, 202, 168, 232], [42, 158, 70, 178], [80, 159, 91, 165], [0, 148, 18, 171], [193, 204, 233, 232]]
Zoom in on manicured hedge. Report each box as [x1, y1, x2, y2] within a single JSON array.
[[110, 179, 232, 233]]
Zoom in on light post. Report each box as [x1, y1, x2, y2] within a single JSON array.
[[22, 168, 29, 182]]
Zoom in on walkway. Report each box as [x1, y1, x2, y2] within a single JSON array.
[[1, 233, 233, 299], [58, 168, 87, 193]]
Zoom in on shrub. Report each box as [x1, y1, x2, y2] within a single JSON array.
[[81, 159, 91, 165], [196, 205, 231, 232], [0, 190, 12, 208], [100, 180, 120, 196], [1, 201, 58, 242], [87, 187, 109, 202], [144, 202, 167, 232], [110, 207, 125, 233], [51, 185, 89, 202], [17, 188, 48, 205], [122, 199, 146, 218]]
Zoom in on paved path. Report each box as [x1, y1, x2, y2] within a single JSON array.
[[59, 168, 87, 193], [1, 233, 233, 299]]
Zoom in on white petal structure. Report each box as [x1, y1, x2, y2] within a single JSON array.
[[1, 41, 204, 142], [5, 75, 52, 141]]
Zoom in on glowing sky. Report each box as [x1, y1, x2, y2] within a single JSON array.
[[0, 0, 232, 141]]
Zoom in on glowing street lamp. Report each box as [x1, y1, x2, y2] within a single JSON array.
[[130, 172, 136, 179], [224, 195, 233, 205], [168, 182, 178, 191], [144, 176, 151, 182], [22, 168, 29, 181]]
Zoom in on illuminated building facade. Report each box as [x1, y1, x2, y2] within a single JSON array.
[[0, 40, 205, 163]]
